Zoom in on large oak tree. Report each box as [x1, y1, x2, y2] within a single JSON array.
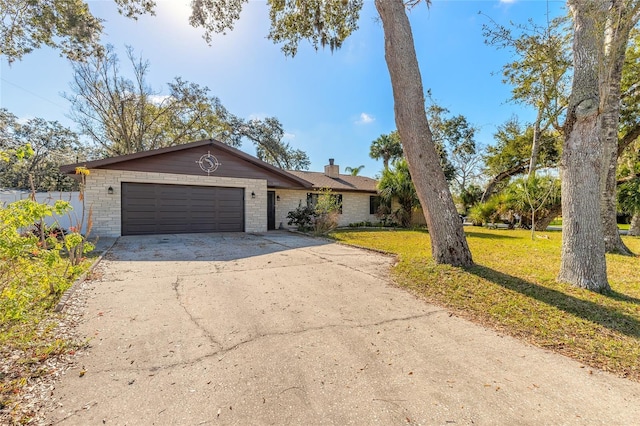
[[597, 0, 640, 255], [559, 0, 610, 291], [558, 0, 640, 291]]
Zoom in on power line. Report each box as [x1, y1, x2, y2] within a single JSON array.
[[0, 77, 68, 110]]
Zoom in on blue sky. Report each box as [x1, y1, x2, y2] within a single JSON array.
[[0, 0, 566, 177]]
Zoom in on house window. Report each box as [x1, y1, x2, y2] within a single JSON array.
[[307, 193, 343, 214], [370, 196, 390, 215]]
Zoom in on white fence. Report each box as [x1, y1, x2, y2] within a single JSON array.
[[0, 190, 87, 233]]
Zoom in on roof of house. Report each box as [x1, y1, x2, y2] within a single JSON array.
[[286, 170, 378, 193], [60, 139, 313, 189], [59, 139, 379, 193]]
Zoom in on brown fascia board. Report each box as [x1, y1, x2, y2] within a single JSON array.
[[59, 139, 313, 189], [309, 187, 378, 194]]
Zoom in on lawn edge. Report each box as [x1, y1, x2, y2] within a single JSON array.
[[54, 237, 119, 312]]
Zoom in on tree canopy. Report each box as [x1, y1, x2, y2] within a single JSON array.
[[377, 158, 419, 228], [0, 109, 86, 191], [65, 45, 310, 169], [345, 165, 364, 176], [369, 132, 403, 170], [0, 0, 155, 63], [426, 100, 481, 191], [482, 117, 560, 202]]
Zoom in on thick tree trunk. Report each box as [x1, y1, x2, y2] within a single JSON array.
[[375, 0, 472, 267], [599, 0, 636, 255], [558, 0, 610, 292], [601, 148, 632, 253], [481, 163, 528, 203], [629, 212, 640, 236], [535, 201, 562, 231]]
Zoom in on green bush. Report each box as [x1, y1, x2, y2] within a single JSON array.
[[467, 201, 497, 226], [287, 189, 342, 235], [311, 189, 341, 235], [0, 199, 92, 321], [287, 204, 316, 231]]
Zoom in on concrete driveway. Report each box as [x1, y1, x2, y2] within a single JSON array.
[[48, 232, 640, 425]]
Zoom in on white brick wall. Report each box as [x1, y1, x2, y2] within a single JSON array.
[[274, 189, 379, 229], [85, 169, 267, 237]]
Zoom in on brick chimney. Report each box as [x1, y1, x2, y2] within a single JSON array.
[[324, 158, 339, 178]]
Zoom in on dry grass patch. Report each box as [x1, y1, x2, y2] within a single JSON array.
[[330, 227, 640, 381]]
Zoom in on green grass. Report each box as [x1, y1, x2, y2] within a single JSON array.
[[330, 227, 640, 381], [549, 217, 631, 230]]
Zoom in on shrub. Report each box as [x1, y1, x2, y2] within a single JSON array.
[[314, 211, 339, 235], [287, 188, 342, 234], [312, 189, 341, 235], [287, 204, 316, 231], [467, 200, 498, 226], [0, 199, 71, 320]]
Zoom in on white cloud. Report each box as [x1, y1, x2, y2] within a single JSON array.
[[248, 112, 268, 121], [283, 132, 296, 140], [16, 115, 34, 125], [148, 95, 172, 105], [499, 0, 516, 3], [355, 112, 375, 125]]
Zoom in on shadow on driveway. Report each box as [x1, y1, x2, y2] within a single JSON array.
[[106, 231, 330, 262]]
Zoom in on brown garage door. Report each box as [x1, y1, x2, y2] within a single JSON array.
[[121, 183, 244, 235]]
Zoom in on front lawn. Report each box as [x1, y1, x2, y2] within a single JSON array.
[[330, 227, 640, 381], [549, 217, 631, 230]]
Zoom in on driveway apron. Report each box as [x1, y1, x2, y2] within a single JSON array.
[[47, 232, 640, 425]]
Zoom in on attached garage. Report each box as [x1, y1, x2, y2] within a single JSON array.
[[60, 139, 312, 237], [121, 183, 244, 235]]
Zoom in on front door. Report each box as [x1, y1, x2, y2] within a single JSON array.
[[267, 191, 276, 230]]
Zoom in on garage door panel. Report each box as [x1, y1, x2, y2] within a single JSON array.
[[189, 202, 217, 209], [156, 205, 190, 213], [121, 183, 245, 235], [123, 200, 157, 211], [158, 211, 191, 220]]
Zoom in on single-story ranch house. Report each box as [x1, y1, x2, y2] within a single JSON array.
[[60, 139, 383, 237]]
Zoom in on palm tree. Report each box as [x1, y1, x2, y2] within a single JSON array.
[[377, 159, 419, 227], [345, 165, 365, 176], [369, 131, 403, 170]]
